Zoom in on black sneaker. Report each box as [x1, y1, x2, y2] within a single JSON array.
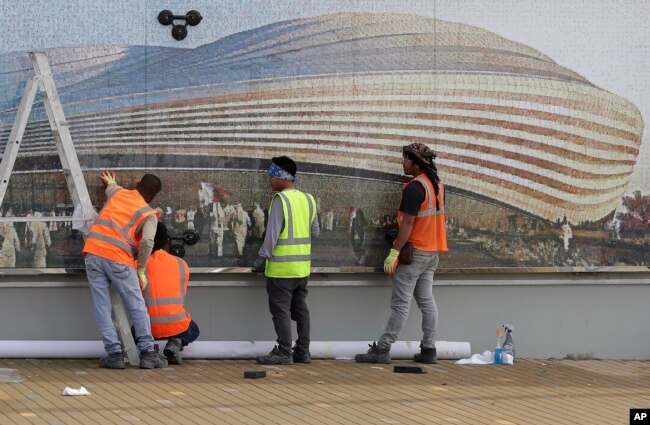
[[355, 342, 391, 364], [99, 351, 125, 369], [292, 346, 311, 363], [413, 345, 437, 364], [139, 347, 168, 369], [256, 346, 293, 365], [163, 338, 183, 365]]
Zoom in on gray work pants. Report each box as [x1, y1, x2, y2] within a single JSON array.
[[266, 277, 310, 355], [377, 249, 439, 351]]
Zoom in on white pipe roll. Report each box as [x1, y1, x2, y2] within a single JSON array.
[[0, 340, 470, 360]]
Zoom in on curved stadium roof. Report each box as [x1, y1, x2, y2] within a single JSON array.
[[0, 13, 644, 223]]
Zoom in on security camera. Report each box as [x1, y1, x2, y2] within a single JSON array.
[[168, 229, 200, 258], [172, 24, 188, 41], [186, 10, 202, 26], [158, 10, 202, 41], [158, 10, 174, 26]]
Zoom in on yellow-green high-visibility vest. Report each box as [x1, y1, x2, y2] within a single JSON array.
[[265, 189, 316, 278]]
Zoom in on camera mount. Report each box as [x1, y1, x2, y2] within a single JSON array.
[[169, 229, 200, 258], [158, 10, 202, 41]]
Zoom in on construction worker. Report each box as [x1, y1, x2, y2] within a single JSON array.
[[252, 156, 319, 365], [139, 221, 199, 365], [355, 143, 447, 364], [83, 172, 167, 369]]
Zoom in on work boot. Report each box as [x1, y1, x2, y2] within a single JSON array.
[[292, 346, 311, 364], [413, 345, 437, 364], [256, 346, 293, 365], [139, 347, 168, 369], [355, 342, 391, 364], [163, 338, 183, 365], [99, 351, 125, 369]]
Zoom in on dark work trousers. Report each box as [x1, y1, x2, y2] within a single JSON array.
[[266, 277, 310, 355], [132, 319, 200, 348], [171, 320, 200, 347]]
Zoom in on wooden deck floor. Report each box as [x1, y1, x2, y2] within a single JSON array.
[[0, 358, 648, 424]]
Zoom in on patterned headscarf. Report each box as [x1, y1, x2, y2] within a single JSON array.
[[268, 162, 296, 182], [402, 142, 442, 210], [402, 142, 437, 167]]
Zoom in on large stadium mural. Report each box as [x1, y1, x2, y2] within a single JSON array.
[[0, 6, 648, 272]]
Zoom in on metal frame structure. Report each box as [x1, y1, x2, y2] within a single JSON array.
[[0, 52, 140, 365]]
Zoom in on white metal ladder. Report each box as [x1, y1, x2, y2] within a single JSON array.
[[0, 51, 140, 365]]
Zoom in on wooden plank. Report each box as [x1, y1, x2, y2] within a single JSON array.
[[0, 358, 646, 424]]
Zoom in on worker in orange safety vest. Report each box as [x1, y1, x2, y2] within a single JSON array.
[[355, 143, 447, 365], [139, 221, 199, 365], [83, 172, 167, 369]]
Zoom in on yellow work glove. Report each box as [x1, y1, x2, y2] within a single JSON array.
[[383, 248, 400, 275], [99, 171, 116, 186], [137, 269, 148, 291]]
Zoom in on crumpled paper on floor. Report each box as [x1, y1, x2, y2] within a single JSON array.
[[455, 350, 514, 365], [62, 386, 91, 396]]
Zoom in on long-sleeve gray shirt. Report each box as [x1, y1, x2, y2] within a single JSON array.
[[106, 183, 157, 272], [256, 189, 319, 265]]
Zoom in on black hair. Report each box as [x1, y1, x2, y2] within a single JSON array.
[[139, 174, 162, 198], [271, 156, 297, 177], [404, 152, 442, 211], [152, 221, 169, 252]]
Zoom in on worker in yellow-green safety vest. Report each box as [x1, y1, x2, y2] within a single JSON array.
[[252, 156, 319, 365]]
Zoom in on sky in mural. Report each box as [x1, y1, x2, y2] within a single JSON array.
[[2, 0, 649, 191]]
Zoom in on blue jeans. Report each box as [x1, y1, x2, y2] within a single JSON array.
[[172, 320, 200, 347], [85, 253, 154, 354], [132, 320, 200, 347], [378, 249, 439, 350]]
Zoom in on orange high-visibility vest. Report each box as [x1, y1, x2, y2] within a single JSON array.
[[397, 174, 448, 252], [83, 188, 158, 267], [142, 250, 191, 338]]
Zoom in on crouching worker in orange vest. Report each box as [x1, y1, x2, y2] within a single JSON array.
[[83, 172, 167, 369], [138, 221, 199, 365]]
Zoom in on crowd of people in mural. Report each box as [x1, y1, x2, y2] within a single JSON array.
[[0, 197, 398, 269], [2, 186, 649, 269], [158, 201, 395, 265], [0, 207, 65, 268]]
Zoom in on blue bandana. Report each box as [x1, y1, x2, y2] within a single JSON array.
[[268, 162, 296, 182]]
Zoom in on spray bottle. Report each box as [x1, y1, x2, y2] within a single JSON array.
[[494, 328, 504, 365], [502, 324, 515, 362]]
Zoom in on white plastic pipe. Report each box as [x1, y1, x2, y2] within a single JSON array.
[[0, 340, 470, 360]]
